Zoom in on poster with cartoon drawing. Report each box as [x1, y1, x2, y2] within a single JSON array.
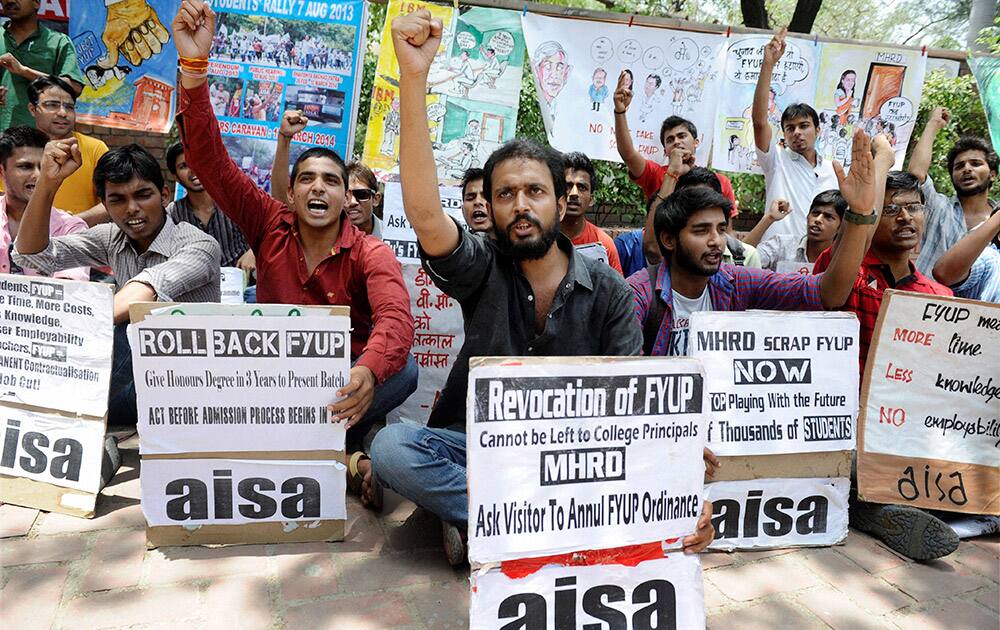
[[521, 13, 726, 165], [69, 0, 180, 133], [969, 55, 1000, 153], [712, 37, 926, 174], [362, 0, 524, 183]]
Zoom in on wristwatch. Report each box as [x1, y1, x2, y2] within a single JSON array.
[[844, 208, 877, 225]]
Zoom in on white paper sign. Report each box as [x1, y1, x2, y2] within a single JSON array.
[[130, 314, 349, 454], [467, 358, 707, 563], [863, 293, 999, 467], [0, 274, 113, 418], [140, 457, 346, 526], [470, 554, 705, 630], [705, 477, 849, 550], [219, 267, 245, 304], [691, 311, 859, 456], [0, 406, 105, 493], [776, 260, 815, 275], [382, 182, 465, 264]]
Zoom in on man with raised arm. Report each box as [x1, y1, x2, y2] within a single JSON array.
[[369, 9, 715, 566], [907, 106, 998, 274], [171, 0, 416, 511], [932, 207, 999, 302], [752, 27, 839, 244]]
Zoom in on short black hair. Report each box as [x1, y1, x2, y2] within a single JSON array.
[[347, 161, 378, 191], [93, 144, 165, 200], [165, 142, 184, 176], [653, 186, 732, 260], [947, 136, 999, 175], [461, 167, 484, 197], [780, 103, 820, 129], [290, 147, 349, 186], [28, 75, 78, 106], [0, 126, 49, 165], [647, 73, 662, 88], [563, 151, 597, 193], [810, 189, 848, 220], [885, 170, 924, 204], [660, 116, 698, 147], [675, 167, 721, 194], [482, 139, 566, 202]]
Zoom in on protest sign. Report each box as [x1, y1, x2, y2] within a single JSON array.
[[130, 313, 350, 455], [208, 0, 367, 189], [467, 357, 706, 563], [37, 0, 68, 22], [691, 311, 859, 457], [470, 554, 704, 630], [70, 0, 180, 132], [969, 55, 1000, 153], [140, 457, 347, 527], [712, 36, 926, 173], [362, 0, 525, 182], [381, 181, 465, 264], [858, 291, 1000, 515], [0, 274, 114, 418], [705, 477, 849, 550], [775, 260, 815, 275], [219, 267, 246, 304], [521, 13, 724, 166]]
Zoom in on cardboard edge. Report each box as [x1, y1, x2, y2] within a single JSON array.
[[146, 519, 346, 548], [0, 475, 97, 518], [710, 451, 853, 482], [857, 452, 1000, 515], [128, 302, 351, 323], [141, 450, 346, 464]]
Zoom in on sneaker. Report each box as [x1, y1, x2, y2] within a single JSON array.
[[441, 520, 467, 567], [851, 501, 959, 561]]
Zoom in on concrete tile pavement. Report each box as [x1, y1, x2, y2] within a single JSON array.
[[1, 444, 996, 629]]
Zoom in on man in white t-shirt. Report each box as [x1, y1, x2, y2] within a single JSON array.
[[752, 28, 838, 243]]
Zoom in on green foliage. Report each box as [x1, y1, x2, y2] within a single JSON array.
[[909, 71, 990, 196], [977, 15, 1000, 54], [726, 171, 766, 217]]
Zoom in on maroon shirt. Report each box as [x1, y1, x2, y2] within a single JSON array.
[[177, 82, 413, 383]]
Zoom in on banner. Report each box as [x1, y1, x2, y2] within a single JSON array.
[[470, 554, 705, 630], [38, 0, 68, 22], [521, 13, 725, 166], [363, 0, 525, 182], [381, 181, 465, 264], [467, 358, 706, 563], [858, 292, 1000, 515], [705, 477, 849, 550], [0, 406, 106, 493], [691, 311, 859, 456], [140, 457, 346, 526], [712, 36, 926, 173], [208, 0, 367, 189], [70, 0, 181, 132], [129, 313, 350, 454], [0, 274, 113, 418], [969, 55, 1000, 153]]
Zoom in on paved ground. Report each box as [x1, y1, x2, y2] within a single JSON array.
[[1, 436, 997, 629]]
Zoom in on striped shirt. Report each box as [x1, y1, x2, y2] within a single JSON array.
[[951, 244, 1000, 303], [628, 263, 824, 356], [915, 176, 998, 275], [167, 196, 250, 268], [13, 218, 221, 302]]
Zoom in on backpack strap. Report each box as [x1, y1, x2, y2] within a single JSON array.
[[642, 262, 666, 355]]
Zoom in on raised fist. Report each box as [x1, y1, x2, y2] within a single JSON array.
[[391, 10, 443, 77]]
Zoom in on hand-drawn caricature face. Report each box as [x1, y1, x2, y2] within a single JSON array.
[[592, 68, 607, 89], [534, 42, 571, 103], [644, 74, 661, 98]]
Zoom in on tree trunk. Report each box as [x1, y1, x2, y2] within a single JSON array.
[[741, 0, 769, 29], [788, 0, 823, 34], [968, 0, 998, 53]]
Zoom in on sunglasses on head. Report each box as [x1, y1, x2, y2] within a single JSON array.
[[350, 188, 376, 202]]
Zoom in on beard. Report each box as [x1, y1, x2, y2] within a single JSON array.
[[494, 212, 561, 260], [673, 239, 720, 277], [954, 177, 992, 198]]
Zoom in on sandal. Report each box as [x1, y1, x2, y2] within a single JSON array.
[[347, 451, 383, 511]]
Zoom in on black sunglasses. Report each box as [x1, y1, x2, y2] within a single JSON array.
[[350, 188, 376, 202]]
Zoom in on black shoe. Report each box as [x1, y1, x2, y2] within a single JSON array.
[[851, 501, 959, 561], [442, 520, 467, 567], [100, 435, 121, 490]]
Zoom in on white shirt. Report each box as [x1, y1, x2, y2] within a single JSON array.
[[667, 287, 713, 356], [757, 234, 809, 271], [757, 139, 839, 243]]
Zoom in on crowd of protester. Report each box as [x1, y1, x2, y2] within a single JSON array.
[[2, 0, 997, 568]]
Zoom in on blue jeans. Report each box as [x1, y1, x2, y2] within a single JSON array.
[[370, 423, 467, 525], [108, 324, 137, 426], [347, 354, 419, 452]]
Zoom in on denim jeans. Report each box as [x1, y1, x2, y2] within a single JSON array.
[[108, 324, 137, 426], [370, 423, 467, 525], [347, 354, 419, 452]]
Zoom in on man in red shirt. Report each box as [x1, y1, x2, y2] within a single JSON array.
[[562, 152, 622, 274], [172, 2, 416, 508]]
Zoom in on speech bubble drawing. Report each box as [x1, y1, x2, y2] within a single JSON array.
[[643, 46, 664, 70], [426, 103, 447, 121], [725, 37, 810, 96], [456, 31, 476, 50], [665, 37, 699, 72], [488, 31, 515, 56], [879, 97, 913, 125], [591, 36, 613, 62], [618, 39, 641, 64]]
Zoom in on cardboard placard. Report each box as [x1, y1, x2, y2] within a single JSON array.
[[467, 357, 706, 563], [470, 554, 705, 630], [691, 311, 859, 456], [0, 406, 105, 493], [858, 291, 999, 515], [381, 182, 464, 264], [219, 267, 246, 304]]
